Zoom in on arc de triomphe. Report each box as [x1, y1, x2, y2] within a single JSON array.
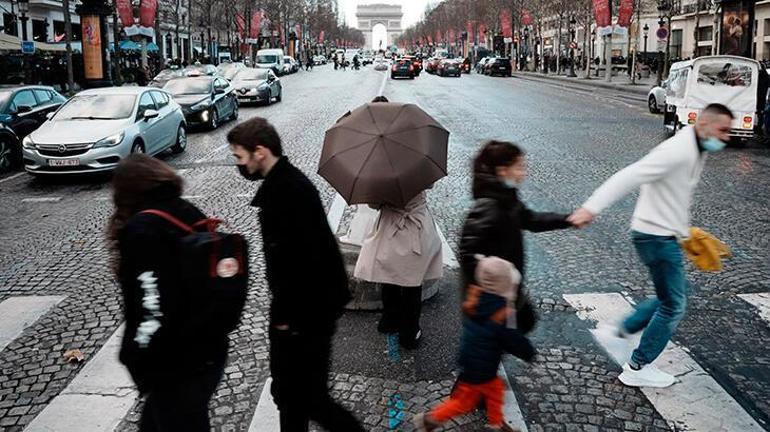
[[356, 3, 402, 50]]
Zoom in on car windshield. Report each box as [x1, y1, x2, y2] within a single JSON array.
[[697, 62, 753, 87], [164, 78, 212, 95], [54, 94, 136, 120], [257, 55, 280, 64], [234, 69, 268, 81]]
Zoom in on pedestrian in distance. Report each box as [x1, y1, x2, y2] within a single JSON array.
[[108, 155, 237, 432], [413, 256, 533, 432], [568, 103, 735, 388], [459, 141, 574, 329], [228, 118, 365, 432]]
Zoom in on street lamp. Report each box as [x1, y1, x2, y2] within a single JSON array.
[[592, 29, 597, 77], [657, 16, 666, 85], [568, 16, 577, 77], [18, 0, 29, 41], [643, 23, 649, 60]]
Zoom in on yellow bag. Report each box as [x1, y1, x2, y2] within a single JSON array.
[[681, 227, 731, 272]]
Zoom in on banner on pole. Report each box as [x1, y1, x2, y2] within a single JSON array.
[[500, 9, 512, 38], [618, 0, 634, 28], [593, 0, 612, 35], [82, 15, 103, 79]]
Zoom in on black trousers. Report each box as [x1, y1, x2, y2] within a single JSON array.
[[139, 362, 224, 432], [269, 326, 365, 432], [380, 283, 422, 339]]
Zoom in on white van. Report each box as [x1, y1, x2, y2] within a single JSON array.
[[256, 49, 285, 75], [664, 55, 770, 140]]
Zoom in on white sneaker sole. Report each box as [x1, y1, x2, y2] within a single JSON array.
[[618, 371, 675, 388]]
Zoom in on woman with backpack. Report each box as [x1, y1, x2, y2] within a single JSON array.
[[107, 154, 230, 432]]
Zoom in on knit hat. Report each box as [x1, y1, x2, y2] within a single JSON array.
[[474, 255, 521, 302]]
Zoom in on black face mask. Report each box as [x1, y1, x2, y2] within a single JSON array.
[[237, 164, 264, 181]]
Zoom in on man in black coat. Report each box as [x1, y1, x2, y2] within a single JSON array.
[[227, 117, 364, 432]]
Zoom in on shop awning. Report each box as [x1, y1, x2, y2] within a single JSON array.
[[0, 33, 66, 52]]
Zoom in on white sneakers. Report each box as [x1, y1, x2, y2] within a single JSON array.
[[618, 363, 676, 388]]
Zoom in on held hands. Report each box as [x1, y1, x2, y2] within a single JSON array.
[[567, 208, 596, 229]]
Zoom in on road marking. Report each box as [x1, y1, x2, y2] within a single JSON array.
[[22, 197, 62, 203], [435, 223, 460, 269], [563, 292, 765, 432], [378, 69, 388, 96], [738, 293, 770, 323], [326, 193, 346, 234], [0, 172, 25, 184], [248, 378, 280, 431], [24, 325, 138, 432], [499, 364, 529, 432], [0, 296, 66, 353], [181, 195, 205, 200]]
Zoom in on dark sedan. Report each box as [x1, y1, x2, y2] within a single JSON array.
[[391, 59, 416, 79], [230, 68, 282, 106], [485, 58, 512, 77], [0, 85, 67, 172], [402, 56, 422, 76], [163, 76, 238, 130], [437, 60, 461, 77]]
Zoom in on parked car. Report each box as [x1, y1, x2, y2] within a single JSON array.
[[183, 64, 219, 76], [485, 58, 512, 76], [163, 75, 238, 130], [0, 85, 67, 172], [282, 56, 299, 74], [149, 68, 183, 88], [217, 62, 247, 81], [391, 58, 416, 79], [22, 87, 187, 176], [647, 80, 667, 113], [437, 59, 462, 77], [231, 68, 282, 106]]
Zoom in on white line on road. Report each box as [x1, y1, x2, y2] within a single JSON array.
[[248, 378, 280, 431], [21, 197, 62, 203], [435, 223, 460, 269], [327, 193, 347, 234], [24, 325, 138, 432], [499, 364, 529, 432], [0, 172, 25, 184], [181, 195, 205, 200], [563, 292, 765, 432], [0, 296, 66, 353], [738, 293, 770, 323], [378, 69, 389, 96]]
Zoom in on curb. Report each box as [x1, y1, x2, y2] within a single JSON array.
[[513, 72, 653, 97]]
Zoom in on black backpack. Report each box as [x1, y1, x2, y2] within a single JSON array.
[[141, 209, 249, 338]]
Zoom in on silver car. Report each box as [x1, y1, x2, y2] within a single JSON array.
[[22, 87, 187, 175], [648, 79, 668, 114]]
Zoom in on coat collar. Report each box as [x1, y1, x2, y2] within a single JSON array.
[[472, 173, 519, 206], [251, 156, 291, 208]]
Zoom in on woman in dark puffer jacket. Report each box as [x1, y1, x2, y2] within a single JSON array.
[[459, 140, 574, 330]]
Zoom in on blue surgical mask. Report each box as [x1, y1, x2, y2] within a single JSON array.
[[502, 179, 518, 189], [702, 137, 727, 153]]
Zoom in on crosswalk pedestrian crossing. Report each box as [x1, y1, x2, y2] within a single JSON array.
[[563, 292, 766, 432], [2, 289, 768, 431]]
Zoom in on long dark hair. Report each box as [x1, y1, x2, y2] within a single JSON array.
[[472, 140, 523, 193], [107, 154, 183, 272]]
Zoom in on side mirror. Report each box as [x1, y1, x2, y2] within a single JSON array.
[[16, 105, 33, 114], [143, 109, 159, 120], [215, 87, 226, 95], [46, 112, 54, 120]]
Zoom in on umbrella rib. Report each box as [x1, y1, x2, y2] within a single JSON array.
[[382, 104, 410, 135], [379, 136, 407, 205], [328, 124, 379, 137], [366, 105, 383, 135], [382, 135, 448, 175], [349, 137, 384, 201], [319, 136, 379, 170]]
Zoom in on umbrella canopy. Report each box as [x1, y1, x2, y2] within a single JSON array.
[[319, 102, 449, 207]]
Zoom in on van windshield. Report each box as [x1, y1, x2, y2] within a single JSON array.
[[257, 55, 280, 64], [697, 62, 752, 87]]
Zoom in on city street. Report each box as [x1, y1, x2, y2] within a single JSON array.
[[1, 64, 769, 432]]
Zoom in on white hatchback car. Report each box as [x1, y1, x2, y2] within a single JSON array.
[[22, 87, 186, 175], [647, 79, 668, 113]]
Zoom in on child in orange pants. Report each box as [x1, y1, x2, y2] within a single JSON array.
[[414, 256, 535, 432]]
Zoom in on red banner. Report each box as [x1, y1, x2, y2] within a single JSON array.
[[250, 11, 262, 38], [139, 0, 157, 29], [500, 9, 512, 38], [522, 9, 533, 26], [318, 30, 325, 43], [435, 30, 441, 43], [427, 34, 433, 45], [115, 0, 133, 28], [236, 14, 245, 37], [593, 0, 612, 28], [618, 0, 634, 28], [449, 29, 455, 41], [478, 23, 486, 42], [466, 21, 474, 38]]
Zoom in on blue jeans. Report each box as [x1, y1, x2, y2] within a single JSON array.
[[623, 231, 688, 366]]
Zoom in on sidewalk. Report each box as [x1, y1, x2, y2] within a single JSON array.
[[513, 70, 657, 97]]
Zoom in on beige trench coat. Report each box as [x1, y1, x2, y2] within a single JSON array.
[[354, 192, 443, 287]]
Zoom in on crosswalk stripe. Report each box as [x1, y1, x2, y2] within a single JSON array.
[[738, 293, 770, 323], [247, 377, 280, 431], [563, 292, 765, 432], [499, 364, 529, 432], [0, 296, 66, 353], [24, 325, 139, 432]]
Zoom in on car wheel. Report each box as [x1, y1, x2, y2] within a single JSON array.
[[391, 74, 395, 79], [230, 103, 239, 121], [209, 108, 219, 130], [171, 124, 187, 154], [131, 140, 145, 154], [0, 136, 18, 173], [410, 75, 415, 80], [648, 95, 660, 113]]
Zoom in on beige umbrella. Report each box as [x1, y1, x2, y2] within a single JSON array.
[[319, 102, 449, 208]]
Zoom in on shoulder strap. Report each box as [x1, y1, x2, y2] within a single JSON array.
[[140, 209, 195, 234]]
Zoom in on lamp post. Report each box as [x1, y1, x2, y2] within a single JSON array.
[[198, 18, 205, 59], [657, 16, 665, 86], [643, 23, 649, 59], [568, 16, 577, 77], [17, 0, 29, 41], [592, 29, 597, 77]]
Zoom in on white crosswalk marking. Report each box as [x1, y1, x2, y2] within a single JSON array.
[[500, 364, 529, 432], [248, 378, 280, 431], [0, 296, 65, 353], [563, 292, 765, 432], [738, 293, 770, 323], [24, 325, 139, 432]]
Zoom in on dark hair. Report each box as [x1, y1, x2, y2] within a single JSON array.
[[226, 117, 283, 156], [473, 140, 524, 178], [703, 103, 735, 119], [371, 96, 389, 103], [107, 154, 183, 272]]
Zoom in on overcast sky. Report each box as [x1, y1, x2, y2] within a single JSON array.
[[339, 0, 442, 29]]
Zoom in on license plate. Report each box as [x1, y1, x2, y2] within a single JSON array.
[[499, 67, 506, 70], [48, 159, 80, 167]]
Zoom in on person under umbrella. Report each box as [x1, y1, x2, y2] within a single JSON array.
[[320, 96, 448, 349]]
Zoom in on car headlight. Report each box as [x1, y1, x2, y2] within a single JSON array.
[[22, 135, 35, 149], [191, 100, 212, 111], [94, 131, 125, 148], [258, 84, 269, 91]]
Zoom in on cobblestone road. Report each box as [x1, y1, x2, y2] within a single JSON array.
[[0, 65, 768, 432]]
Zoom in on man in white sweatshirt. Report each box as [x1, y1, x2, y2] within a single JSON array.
[[568, 103, 734, 388]]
